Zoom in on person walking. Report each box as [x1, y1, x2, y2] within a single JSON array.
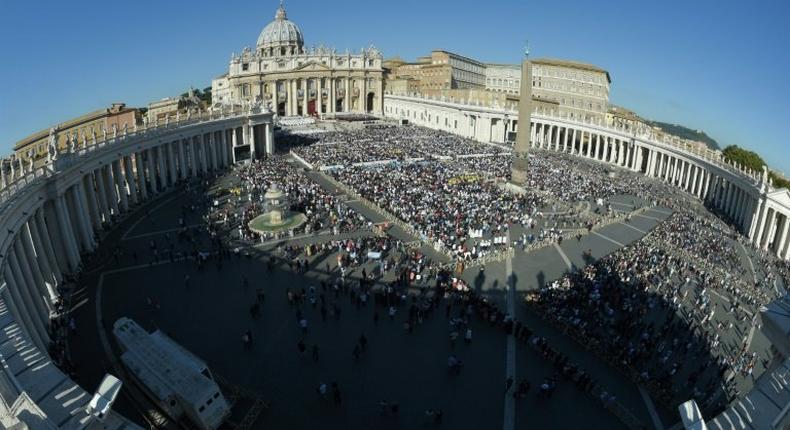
[[505, 376, 514, 394], [359, 334, 368, 351], [332, 382, 342, 405]]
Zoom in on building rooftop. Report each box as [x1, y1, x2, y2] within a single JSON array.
[[12, 104, 135, 150], [531, 58, 611, 83]]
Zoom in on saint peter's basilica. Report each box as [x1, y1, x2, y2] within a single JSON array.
[[212, 2, 384, 116]]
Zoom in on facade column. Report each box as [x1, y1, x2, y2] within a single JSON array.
[[316, 77, 323, 115], [617, 140, 624, 165], [294, 79, 299, 115], [301, 79, 308, 115], [272, 80, 278, 115], [286, 80, 292, 115], [344, 78, 350, 112], [329, 78, 336, 113], [360, 77, 367, 113]]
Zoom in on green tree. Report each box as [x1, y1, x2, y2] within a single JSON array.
[[722, 145, 788, 190], [721, 145, 764, 172]]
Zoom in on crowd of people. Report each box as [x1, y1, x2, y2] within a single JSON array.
[[282, 124, 503, 167], [525, 223, 772, 415], [209, 156, 369, 243], [331, 160, 548, 259]]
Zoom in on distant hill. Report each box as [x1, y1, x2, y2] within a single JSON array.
[[646, 121, 719, 150]]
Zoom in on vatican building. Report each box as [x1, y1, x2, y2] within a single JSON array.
[[211, 2, 384, 116]]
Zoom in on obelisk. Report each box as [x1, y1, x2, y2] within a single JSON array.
[[510, 59, 532, 186]]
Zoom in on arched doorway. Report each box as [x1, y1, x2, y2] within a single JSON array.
[[366, 92, 375, 114]]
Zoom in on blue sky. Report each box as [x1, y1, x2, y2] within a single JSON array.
[[1, 0, 788, 173]]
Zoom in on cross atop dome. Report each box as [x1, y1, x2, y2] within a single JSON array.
[[275, 0, 287, 21]]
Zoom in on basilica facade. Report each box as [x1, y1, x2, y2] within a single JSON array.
[[212, 3, 384, 117]]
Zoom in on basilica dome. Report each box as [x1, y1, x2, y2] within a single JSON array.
[[257, 3, 304, 56]]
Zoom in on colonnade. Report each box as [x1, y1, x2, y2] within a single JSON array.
[[384, 95, 790, 261], [0, 106, 273, 428], [0, 110, 273, 356]]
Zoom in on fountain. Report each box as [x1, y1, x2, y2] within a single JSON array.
[[248, 185, 307, 234]]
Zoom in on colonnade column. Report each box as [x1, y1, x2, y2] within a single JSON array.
[[200, 135, 209, 174], [18, 226, 53, 317], [177, 140, 187, 180], [167, 142, 178, 183], [220, 131, 229, 167], [124, 156, 138, 206], [73, 184, 95, 252], [136, 153, 148, 200], [94, 169, 110, 225], [27, 216, 59, 302], [210, 134, 219, 168], [105, 165, 120, 215], [4, 265, 46, 350], [112, 160, 128, 212], [11, 240, 50, 334], [146, 150, 157, 193], [777, 218, 790, 259], [762, 210, 777, 251]]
